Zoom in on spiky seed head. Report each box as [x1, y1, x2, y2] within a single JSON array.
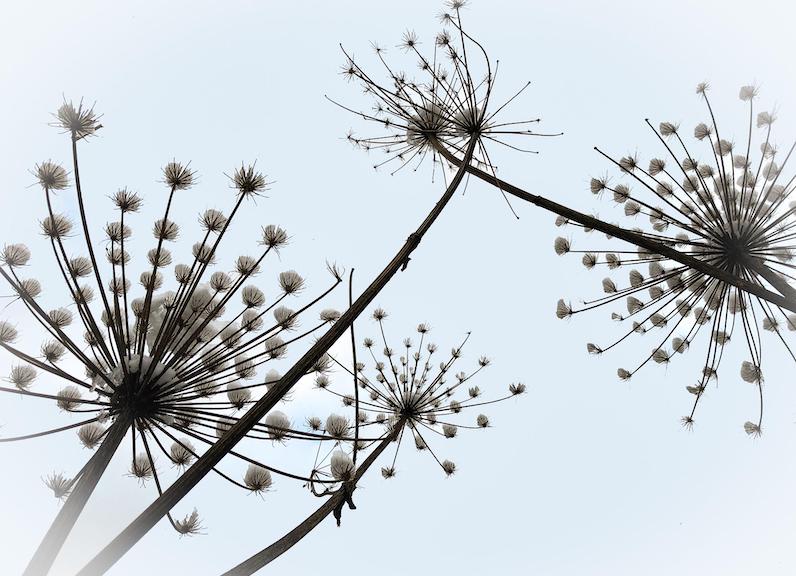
[[743, 421, 762, 436], [553, 237, 570, 255], [44, 472, 72, 499], [582, 253, 597, 269], [693, 122, 712, 140], [0, 321, 19, 344], [55, 386, 81, 411], [227, 384, 252, 410], [442, 424, 457, 438], [154, 218, 179, 241], [199, 208, 227, 233], [240, 285, 265, 309], [47, 308, 73, 329], [278, 270, 304, 294], [1, 244, 31, 267], [325, 414, 350, 439], [672, 337, 689, 353], [311, 353, 333, 374], [53, 100, 101, 140], [590, 178, 607, 194], [67, 257, 92, 278], [243, 464, 273, 494], [273, 306, 297, 331], [73, 284, 95, 304], [170, 440, 195, 467], [739, 85, 758, 101], [659, 122, 679, 137], [33, 160, 70, 191], [555, 299, 572, 319], [329, 451, 356, 482], [652, 349, 670, 364], [9, 365, 37, 390], [757, 111, 776, 128], [162, 161, 195, 190], [509, 382, 527, 395], [320, 308, 341, 323], [261, 225, 288, 249], [112, 188, 142, 212], [174, 508, 203, 536], [18, 278, 42, 299], [740, 361, 762, 383], [441, 459, 456, 476], [234, 255, 259, 276], [130, 453, 154, 480], [145, 248, 172, 268], [139, 270, 163, 291], [476, 414, 489, 428], [77, 423, 105, 449], [381, 466, 396, 478], [174, 264, 192, 284], [41, 214, 73, 238], [265, 411, 291, 440], [230, 163, 269, 197], [306, 416, 322, 431]]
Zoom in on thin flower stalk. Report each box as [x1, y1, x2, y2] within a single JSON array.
[[334, 3, 796, 313], [223, 311, 525, 575], [554, 84, 796, 432], [73, 129, 481, 576], [2, 102, 343, 576]]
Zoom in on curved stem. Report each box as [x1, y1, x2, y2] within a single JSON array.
[[220, 420, 405, 576], [431, 138, 796, 313], [74, 137, 478, 576]]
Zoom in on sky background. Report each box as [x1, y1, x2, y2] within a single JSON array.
[[2, 1, 796, 575]]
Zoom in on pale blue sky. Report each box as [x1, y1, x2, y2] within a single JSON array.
[[1, 1, 796, 575]]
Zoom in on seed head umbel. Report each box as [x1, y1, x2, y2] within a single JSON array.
[[556, 83, 796, 432]]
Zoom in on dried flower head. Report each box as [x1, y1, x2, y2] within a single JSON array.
[[52, 99, 102, 140], [229, 163, 270, 197], [173, 508, 204, 536], [334, 2, 558, 212], [557, 83, 796, 432], [33, 160, 70, 191], [0, 100, 345, 537], [162, 161, 196, 190], [330, 451, 355, 481], [307, 310, 522, 480], [43, 472, 72, 500], [243, 464, 274, 494]]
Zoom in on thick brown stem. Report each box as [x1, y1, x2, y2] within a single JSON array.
[[74, 138, 479, 576], [751, 260, 796, 303], [432, 139, 796, 313], [222, 421, 405, 576], [23, 415, 130, 576]]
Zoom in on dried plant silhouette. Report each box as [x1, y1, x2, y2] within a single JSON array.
[[223, 311, 525, 575], [2, 99, 366, 575], [332, 5, 796, 316], [553, 84, 796, 434], [67, 4, 559, 575], [3, 1, 796, 575]]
